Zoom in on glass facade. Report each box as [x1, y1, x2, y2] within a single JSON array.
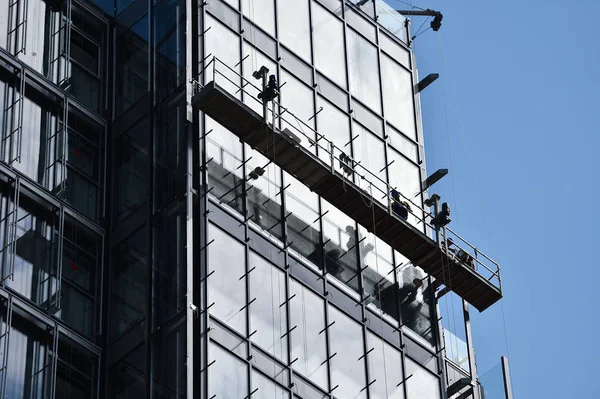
[[0, 0, 506, 397]]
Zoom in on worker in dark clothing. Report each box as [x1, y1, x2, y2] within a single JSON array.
[[431, 202, 451, 229], [391, 189, 411, 221], [446, 238, 475, 269], [258, 74, 279, 102]]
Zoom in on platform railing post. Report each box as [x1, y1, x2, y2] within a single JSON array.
[[329, 141, 335, 173]]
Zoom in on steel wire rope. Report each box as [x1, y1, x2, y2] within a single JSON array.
[[436, 31, 512, 375]]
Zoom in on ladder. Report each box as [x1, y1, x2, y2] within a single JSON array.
[[0, 177, 18, 284], [6, 0, 28, 56], [48, 1, 71, 88]]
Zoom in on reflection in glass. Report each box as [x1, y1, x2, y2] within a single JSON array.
[[205, 15, 241, 96], [57, 335, 97, 398], [312, 2, 347, 89], [249, 252, 288, 362], [316, 97, 351, 177], [387, 148, 422, 229], [242, 0, 275, 35], [397, 265, 435, 346], [347, 29, 381, 113], [109, 344, 146, 398], [387, 124, 418, 163], [375, 0, 408, 43], [252, 370, 289, 399], [278, 0, 311, 61], [280, 70, 316, 154], [352, 123, 386, 198], [208, 224, 247, 334], [367, 332, 405, 399], [209, 342, 248, 398], [241, 43, 277, 124], [289, 279, 328, 390], [381, 54, 416, 140], [154, 0, 186, 102], [116, 15, 149, 114], [327, 305, 366, 399], [405, 358, 441, 399]]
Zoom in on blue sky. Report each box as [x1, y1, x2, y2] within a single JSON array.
[[400, 0, 600, 397]]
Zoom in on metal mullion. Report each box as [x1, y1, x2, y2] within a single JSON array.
[[0, 295, 13, 399], [8, 177, 20, 282], [54, 206, 65, 313], [50, 323, 59, 399]]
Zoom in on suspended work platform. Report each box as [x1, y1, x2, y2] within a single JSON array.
[[192, 67, 502, 312]]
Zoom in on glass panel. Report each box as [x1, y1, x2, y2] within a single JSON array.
[[379, 33, 410, 69], [151, 319, 186, 398], [312, 2, 346, 88], [280, 70, 316, 155], [480, 362, 509, 399], [289, 279, 328, 390], [116, 15, 149, 114], [351, 99, 383, 138], [209, 342, 248, 398], [57, 335, 97, 398], [367, 332, 405, 399], [250, 346, 288, 387], [346, 8, 376, 42], [280, 47, 312, 84], [327, 305, 366, 399], [249, 252, 288, 362], [6, 312, 53, 399], [381, 54, 415, 140], [387, 148, 421, 229], [242, 0, 274, 35], [109, 344, 146, 398], [210, 317, 248, 358], [110, 225, 147, 339], [284, 172, 321, 270], [208, 224, 247, 335], [397, 265, 435, 346], [241, 42, 277, 122], [252, 370, 289, 399], [242, 19, 277, 59], [205, 14, 241, 98], [205, 116, 245, 216], [222, 0, 239, 10], [113, 118, 149, 223], [405, 358, 441, 399], [443, 328, 469, 373], [278, 0, 310, 61], [17, 0, 52, 73], [347, 28, 381, 113], [8, 194, 59, 307], [154, 0, 185, 102], [316, 73, 347, 111], [387, 124, 418, 163], [59, 216, 100, 338], [207, 0, 240, 31], [316, 97, 350, 177], [375, 0, 408, 43], [321, 200, 359, 295], [352, 122, 386, 199]]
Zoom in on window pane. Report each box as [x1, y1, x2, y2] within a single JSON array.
[[278, 0, 310, 61], [249, 252, 288, 362], [312, 2, 346, 88], [205, 15, 241, 96], [367, 332, 405, 399], [109, 344, 146, 398], [57, 335, 97, 398], [387, 124, 418, 163], [327, 305, 366, 399], [405, 358, 441, 399], [316, 97, 350, 176], [208, 224, 247, 334], [289, 279, 328, 390], [154, 0, 186, 101], [387, 149, 421, 229], [252, 370, 289, 399], [209, 343, 248, 398], [116, 15, 149, 114], [397, 265, 435, 346], [347, 29, 381, 113], [280, 70, 316, 155], [381, 55, 415, 140], [242, 0, 274, 35], [352, 123, 386, 199]]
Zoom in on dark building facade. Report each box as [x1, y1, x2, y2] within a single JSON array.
[[0, 0, 512, 397]]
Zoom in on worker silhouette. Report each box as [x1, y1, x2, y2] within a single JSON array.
[[431, 202, 451, 229], [258, 74, 279, 102], [391, 189, 411, 221], [446, 238, 475, 269]]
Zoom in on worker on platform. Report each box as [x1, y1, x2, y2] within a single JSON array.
[[391, 189, 411, 221], [431, 202, 451, 229], [258, 74, 279, 102], [446, 238, 475, 270]]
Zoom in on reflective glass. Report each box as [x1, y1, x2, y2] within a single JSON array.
[[242, 0, 274, 35], [207, 0, 240, 31], [209, 342, 248, 398], [379, 33, 410, 69], [316, 97, 350, 177], [109, 344, 146, 398], [405, 358, 441, 399], [205, 15, 241, 96], [381, 54, 416, 140], [388, 148, 421, 229], [321, 200, 359, 295], [387, 124, 418, 163], [154, 0, 186, 102], [327, 305, 367, 399], [312, 2, 346, 88], [289, 279, 328, 390], [284, 172, 321, 269], [241, 42, 277, 121], [367, 332, 405, 399], [352, 122, 386, 198], [397, 265, 435, 346], [347, 29, 381, 113], [57, 335, 97, 398], [278, 0, 311, 61], [116, 15, 149, 114], [249, 252, 288, 362], [208, 224, 247, 335], [252, 370, 289, 399], [375, 0, 408, 43], [222, 0, 239, 10], [346, 8, 376, 42], [280, 70, 316, 154]]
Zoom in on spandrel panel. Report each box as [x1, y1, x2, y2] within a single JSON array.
[[277, 0, 311, 61], [252, 370, 289, 399], [327, 305, 367, 399], [289, 279, 328, 390], [249, 252, 288, 362], [367, 332, 405, 399], [312, 1, 347, 89], [347, 28, 381, 113], [381, 54, 416, 140], [208, 224, 247, 335]]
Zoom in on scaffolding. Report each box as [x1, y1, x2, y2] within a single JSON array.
[[191, 57, 502, 312]]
